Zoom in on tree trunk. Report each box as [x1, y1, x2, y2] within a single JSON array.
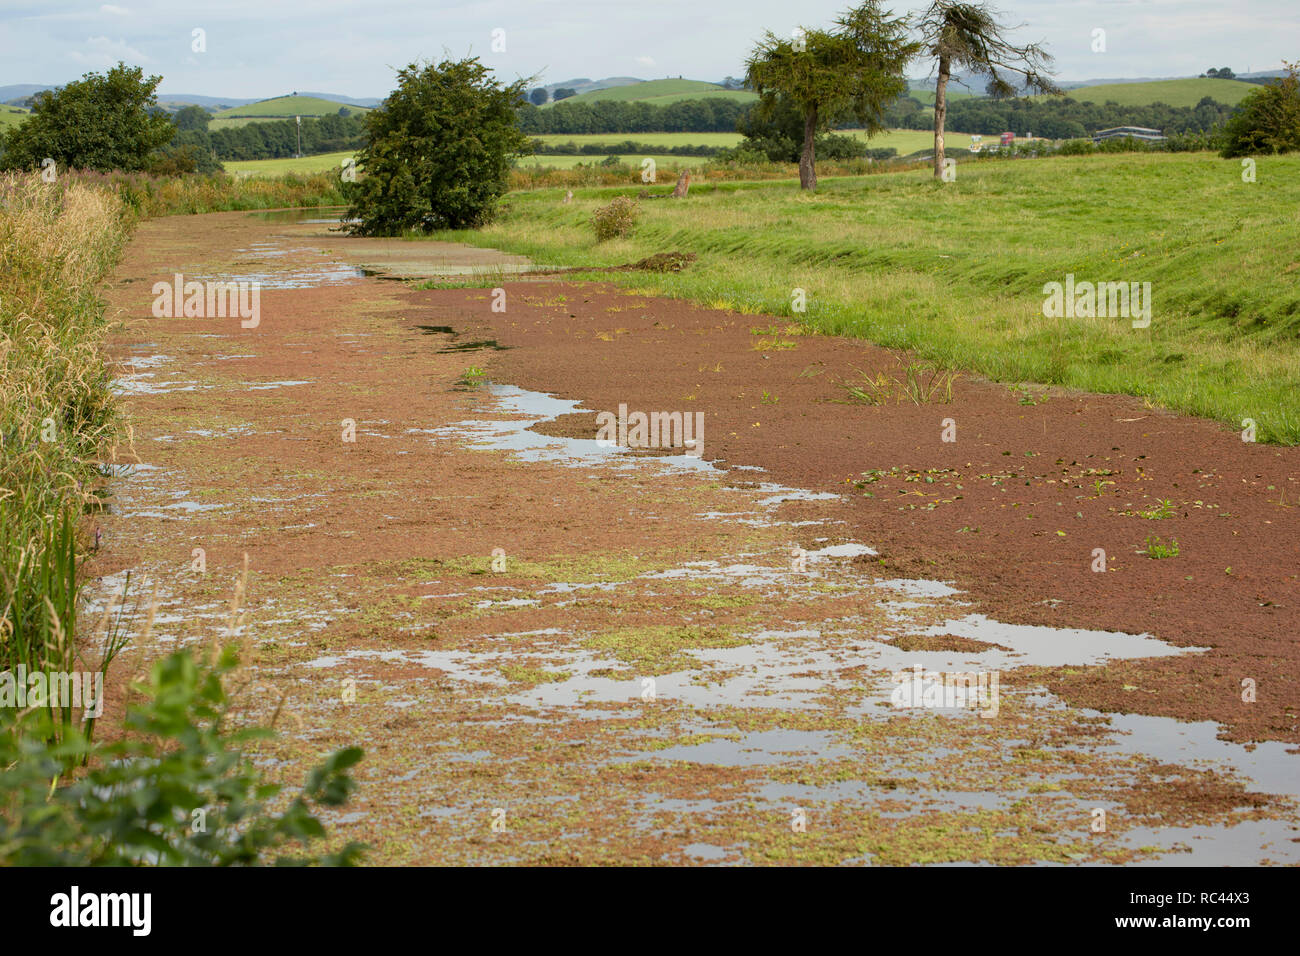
[[933, 54, 950, 180], [799, 105, 818, 191]]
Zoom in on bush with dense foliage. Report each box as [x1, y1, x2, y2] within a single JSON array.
[[1219, 63, 1300, 158], [0, 63, 175, 173], [345, 57, 530, 235]]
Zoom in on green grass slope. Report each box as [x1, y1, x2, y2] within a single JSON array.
[[1058, 78, 1258, 108], [0, 104, 29, 131], [211, 95, 369, 129], [436, 152, 1300, 443], [546, 79, 757, 107]]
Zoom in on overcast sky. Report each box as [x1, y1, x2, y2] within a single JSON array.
[[1, 0, 1294, 98]]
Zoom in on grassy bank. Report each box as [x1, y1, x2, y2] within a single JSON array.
[[439, 151, 1300, 443], [0, 173, 130, 732]]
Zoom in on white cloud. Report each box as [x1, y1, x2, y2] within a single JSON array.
[[635, 55, 655, 66], [69, 35, 151, 68], [100, 4, 130, 15]]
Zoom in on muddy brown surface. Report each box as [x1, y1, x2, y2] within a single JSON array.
[[439, 281, 1300, 745], [88, 210, 1299, 865]]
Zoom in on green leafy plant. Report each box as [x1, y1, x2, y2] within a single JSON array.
[[1010, 382, 1048, 406], [1139, 535, 1180, 559], [1141, 498, 1176, 520], [0, 644, 366, 866], [457, 366, 487, 387], [1010, 383, 1037, 405]]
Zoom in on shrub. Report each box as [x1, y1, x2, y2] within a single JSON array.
[[590, 196, 639, 241], [0, 644, 366, 866], [0, 63, 175, 173], [345, 57, 530, 235], [1219, 62, 1300, 158]]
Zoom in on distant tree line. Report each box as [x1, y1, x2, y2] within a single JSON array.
[[516, 97, 751, 134], [159, 105, 369, 163], [885, 94, 1238, 139], [207, 111, 368, 160]]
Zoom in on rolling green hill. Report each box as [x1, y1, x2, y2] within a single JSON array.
[[545, 79, 757, 108], [906, 79, 974, 106], [210, 95, 370, 129], [1054, 78, 1258, 108], [0, 104, 29, 131]]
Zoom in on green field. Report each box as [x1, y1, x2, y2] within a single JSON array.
[[224, 150, 356, 176], [1054, 77, 1258, 108], [515, 153, 702, 170], [545, 79, 757, 107], [433, 152, 1300, 443], [210, 95, 369, 129], [227, 150, 700, 176], [529, 129, 988, 156], [0, 104, 29, 131], [846, 128, 990, 154], [532, 132, 744, 148]]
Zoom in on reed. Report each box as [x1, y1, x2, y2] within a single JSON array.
[[0, 172, 129, 737]]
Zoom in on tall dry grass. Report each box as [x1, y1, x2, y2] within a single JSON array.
[[0, 172, 131, 734], [68, 169, 347, 217]]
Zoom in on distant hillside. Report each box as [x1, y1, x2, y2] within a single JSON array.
[[156, 93, 258, 110], [0, 104, 29, 131], [0, 84, 56, 105], [1055, 77, 1258, 108], [542, 77, 642, 97], [905, 77, 975, 106], [210, 95, 371, 129], [296, 91, 383, 108], [545, 78, 757, 107]]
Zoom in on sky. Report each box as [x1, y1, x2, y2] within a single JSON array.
[[0, 0, 1294, 99]]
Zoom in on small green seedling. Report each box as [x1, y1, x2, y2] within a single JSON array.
[[458, 366, 487, 387], [1140, 535, 1180, 559]]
